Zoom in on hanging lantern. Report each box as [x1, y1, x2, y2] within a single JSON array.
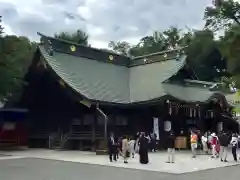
[[164, 121, 171, 132], [169, 101, 172, 115], [190, 107, 192, 117], [193, 108, 196, 117], [210, 111, 214, 118]]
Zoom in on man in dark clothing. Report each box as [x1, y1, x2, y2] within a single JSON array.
[[219, 131, 229, 162], [166, 132, 175, 163], [139, 132, 149, 164], [108, 133, 117, 162]]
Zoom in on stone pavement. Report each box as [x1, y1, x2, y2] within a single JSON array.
[[0, 148, 239, 174], [0, 157, 240, 180]]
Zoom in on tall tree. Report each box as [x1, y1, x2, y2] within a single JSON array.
[[218, 24, 240, 87], [184, 30, 223, 81], [0, 16, 3, 35], [108, 41, 131, 56], [0, 35, 36, 102], [163, 26, 182, 49], [204, 0, 240, 30], [54, 29, 89, 46]]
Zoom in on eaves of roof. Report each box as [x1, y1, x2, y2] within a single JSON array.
[[37, 45, 186, 104]]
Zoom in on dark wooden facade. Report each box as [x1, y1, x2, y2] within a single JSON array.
[[17, 51, 238, 151]]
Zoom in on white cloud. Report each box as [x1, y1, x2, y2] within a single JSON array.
[[0, 0, 212, 48]]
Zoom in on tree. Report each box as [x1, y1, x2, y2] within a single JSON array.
[[108, 41, 131, 56], [218, 24, 240, 87], [182, 29, 230, 82], [204, 0, 240, 30], [54, 29, 88, 46], [0, 35, 36, 102], [162, 26, 182, 49], [0, 16, 3, 35]]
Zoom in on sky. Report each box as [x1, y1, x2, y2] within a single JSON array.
[[0, 0, 212, 48]]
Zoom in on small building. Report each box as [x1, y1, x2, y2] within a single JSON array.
[[0, 108, 28, 148], [18, 33, 238, 150]]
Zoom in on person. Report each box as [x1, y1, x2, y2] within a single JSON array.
[[122, 135, 129, 163], [230, 133, 238, 162], [166, 131, 175, 163], [218, 131, 229, 162], [201, 133, 208, 154], [128, 137, 135, 158], [138, 132, 149, 164], [207, 131, 212, 154], [190, 131, 198, 158], [150, 133, 157, 152], [108, 133, 117, 162], [211, 132, 219, 158]]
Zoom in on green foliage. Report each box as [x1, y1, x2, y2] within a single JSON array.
[[2, 0, 240, 103], [0, 35, 36, 102], [0, 16, 3, 35], [204, 0, 240, 30], [108, 41, 131, 56], [54, 29, 89, 46]]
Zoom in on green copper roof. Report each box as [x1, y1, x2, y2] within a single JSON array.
[[162, 83, 216, 102], [38, 44, 186, 104], [162, 83, 229, 103]]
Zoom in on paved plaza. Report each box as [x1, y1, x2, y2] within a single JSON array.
[[0, 156, 240, 180], [0, 149, 240, 175]]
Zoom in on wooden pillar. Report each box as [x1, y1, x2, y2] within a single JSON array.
[[92, 114, 96, 151]]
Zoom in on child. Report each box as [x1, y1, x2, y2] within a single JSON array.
[[211, 133, 219, 158]]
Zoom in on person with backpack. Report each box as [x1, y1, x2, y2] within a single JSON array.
[[190, 131, 198, 158]]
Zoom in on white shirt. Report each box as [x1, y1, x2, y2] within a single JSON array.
[[111, 137, 115, 144], [231, 137, 238, 146], [201, 136, 207, 143]]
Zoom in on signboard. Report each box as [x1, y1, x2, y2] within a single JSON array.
[[153, 117, 159, 140]]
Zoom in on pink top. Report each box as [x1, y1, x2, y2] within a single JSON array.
[[211, 136, 218, 145]]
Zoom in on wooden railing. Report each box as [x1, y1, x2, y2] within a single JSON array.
[[66, 132, 104, 140]]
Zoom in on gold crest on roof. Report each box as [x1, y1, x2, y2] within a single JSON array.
[[59, 79, 66, 88], [70, 45, 76, 52], [109, 55, 114, 61]]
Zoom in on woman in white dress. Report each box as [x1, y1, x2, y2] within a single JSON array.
[[128, 137, 136, 158], [201, 134, 208, 154]]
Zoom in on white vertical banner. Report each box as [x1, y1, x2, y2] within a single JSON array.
[[153, 117, 159, 140], [217, 122, 223, 132]]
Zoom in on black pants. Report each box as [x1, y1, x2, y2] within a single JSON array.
[[109, 147, 117, 162], [232, 146, 237, 161]]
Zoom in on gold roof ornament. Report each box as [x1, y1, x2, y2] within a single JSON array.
[[59, 79, 66, 88], [70, 45, 76, 52], [79, 99, 91, 108], [109, 55, 114, 61]]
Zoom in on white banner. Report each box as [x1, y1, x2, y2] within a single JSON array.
[[153, 117, 159, 140]]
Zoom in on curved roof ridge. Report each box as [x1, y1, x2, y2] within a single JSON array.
[[37, 32, 130, 59], [132, 46, 187, 60]]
